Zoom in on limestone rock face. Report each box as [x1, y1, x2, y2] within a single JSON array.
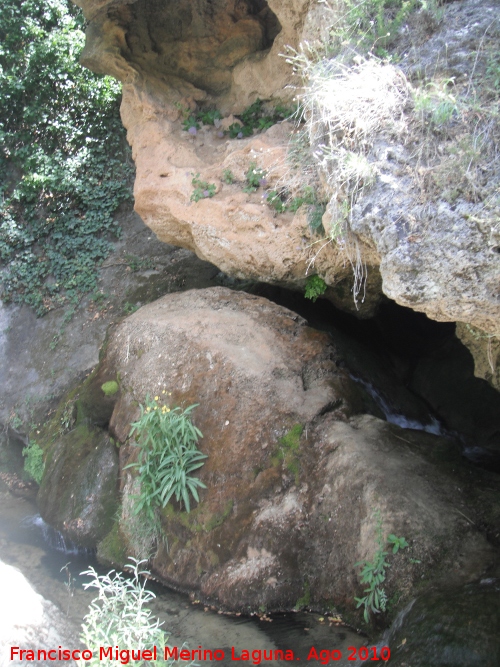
[[75, 0, 500, 382], [97, 288, 498, 613]]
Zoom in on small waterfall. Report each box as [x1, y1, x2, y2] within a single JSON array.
[[21, 514, 92, 555], [351, 376, 444, 435]]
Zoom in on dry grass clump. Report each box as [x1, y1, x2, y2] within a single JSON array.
[[286, 49, 410, 304]]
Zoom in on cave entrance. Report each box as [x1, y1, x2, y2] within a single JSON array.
[[113, 0, 282, 95], [247, 282, 500, 473]]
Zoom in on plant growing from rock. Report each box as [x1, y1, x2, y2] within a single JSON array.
[[126, 396, 207, 516], [22, 440, 45, 484], [80, 558, 176, 667], [190, 173, 216, 202], [222, 168, 236, 184], [304, 275, 327, 302], [354, 512, 408, 623], [243, 163, 268, 193]]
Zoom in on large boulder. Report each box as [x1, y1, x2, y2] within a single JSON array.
[[96, 287, 499, 616]]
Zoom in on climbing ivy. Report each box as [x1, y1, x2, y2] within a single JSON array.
[[0, 0, 133, 315]]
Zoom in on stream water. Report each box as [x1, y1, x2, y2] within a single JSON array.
[[0, 476, 372, 667]]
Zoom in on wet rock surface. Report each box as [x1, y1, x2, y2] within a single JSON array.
[[38, 426, 119, 548], [383, 579, 500, 667]]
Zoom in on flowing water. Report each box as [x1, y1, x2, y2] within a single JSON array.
[[0, 479, 373, 667]]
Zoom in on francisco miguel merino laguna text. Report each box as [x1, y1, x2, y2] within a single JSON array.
[[11, 645, 391, 663], [10, 646, 296, 665]]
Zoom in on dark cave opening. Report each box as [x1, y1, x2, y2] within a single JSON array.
[[245, 281, 500, 472], [112, 0, 281, 95]]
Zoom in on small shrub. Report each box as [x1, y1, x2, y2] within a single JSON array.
[[123, 301, 139, 315], [354, 512, 408, 623], [334, 0, 417, 53], [266, 190, 288, 213], [304, 275, 328, 302], [190, 173, 216, 202], [222, 168, 236, 184], [125, 254, 155, 273], [226, 99, 295, 138], [126, 396, 207, 516], [80, 558, 176, 667], [22, 441, 45, 484], [243, 163, 267, 193], [272, 424, 303, 485], [413, 79, 459, 128]]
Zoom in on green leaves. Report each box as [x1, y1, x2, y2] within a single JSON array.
[[304, 274, 327, 302], [126, 397, 207, 516], [81, 558, 173, 666], [387, 534, 409, 553], [190, 173, 216, 202], [354, 512, 409, 623], [0, 0, 133, 315], [22, 440, 45, 484]]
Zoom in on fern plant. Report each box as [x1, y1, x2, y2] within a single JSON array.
[[126, 396, 207, 516]]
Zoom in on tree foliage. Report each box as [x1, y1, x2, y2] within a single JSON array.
[[0, 0, 133, 315]]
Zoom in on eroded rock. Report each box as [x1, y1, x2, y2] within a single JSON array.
[[74, 0, 500, 385], [94, 287, 499, 616]]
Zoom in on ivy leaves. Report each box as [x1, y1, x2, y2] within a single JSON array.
[[0, 0, 133, 315]]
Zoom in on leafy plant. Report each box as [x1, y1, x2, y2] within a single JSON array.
[[80, 558, 175, 667], [387, 534, 409, 553], [197, 108, 222, 126], [243, 163, 267, 193], [222, 168, 236, 184], [22, 441, 45, 484], [0, 0, 133, 316], [190, 173, 216, 202], [266, 190, 287, 213], [226, 99, 295, 138], [126, 396, 207, 516], [354, 513, 408, 623], [304, 275, 328, 302], [228, 123, 253, 139], [308, 202, 327, 234], [123, 301, 139, 315], [182, 115, 200, 133], [181, 107, 222, 133], [125, 254, 155, 273]]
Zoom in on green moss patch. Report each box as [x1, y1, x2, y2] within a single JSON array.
[[101, 380, 119, 396], [97, 521, 128, 567], [271, 424, 303, 484]]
